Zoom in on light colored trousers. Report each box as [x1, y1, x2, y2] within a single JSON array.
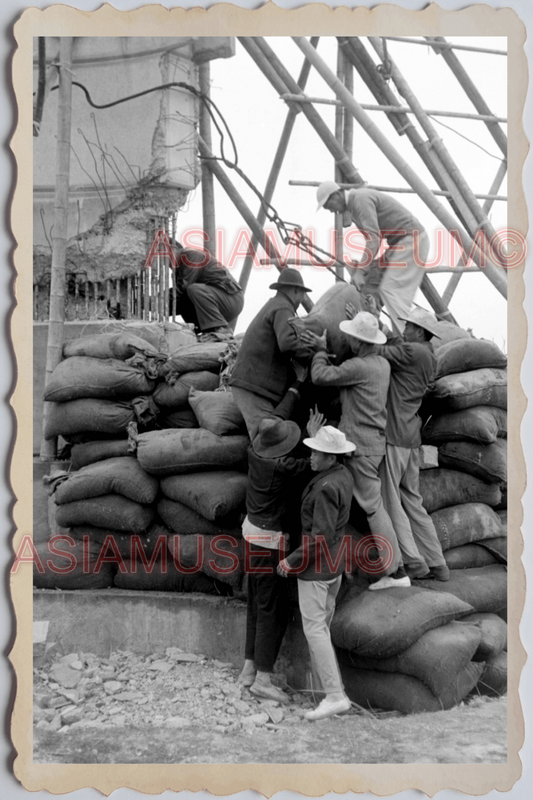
[[380, 231, 430, 335], [298, 576, 344, 695], [345, 454, 402, 576], [379, 444, 447, 569]]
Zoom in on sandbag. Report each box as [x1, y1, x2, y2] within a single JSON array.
[[105, 321, 169, 353], [462, 613, 507, 662], [188, 388, 245, 435], [153, 371, 219, 409], [55, 494, 154, 532], [496, 509, 507, 531], [160, 471, 248, 520], [33, 538, 115, 590], [136, 429, 248, 476], [159, 342, 225, 378], [444, 544, 499, 570], [63, 331, 160, 360], [476, 536, 507, 564], [70, 439, 132, 470], [422, 406, 507, 446], [431, 321, 473, 349], [416, 564, 507, 615], [290, 283, 365, 363], [435, 338, 507, 378], [439, 440, 507, 484], [428, 368, 507, 413], [475, 651, 507, 697], [168, 533, 244, 588], [158, 409, 199, 429], [69, 522, 171, 561], [114, 560, 230, 594], [419, 445, 439, 470], [44, 357, 155, 402], [53, 457, 159, 505], [337, 620, 482, 699], [430, 503, 503, 551], [420, 468, 502, 514], [340, 661, 484, 714], [330, 585, 474, 658], [157, 497, 242, 536], [44, 398, 135, 440]]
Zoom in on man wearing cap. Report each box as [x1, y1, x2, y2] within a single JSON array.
[[277, 426, 355, 721], [169, 241, 244, 339], [239, 416, 311, 702], [316, 182, 429, 335], [374, 305, 450, 581], [307, 312, 409, 589], [230, 268, 315, 439]]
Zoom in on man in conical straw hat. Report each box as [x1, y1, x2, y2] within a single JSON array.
[[277, 425, 355, 721]]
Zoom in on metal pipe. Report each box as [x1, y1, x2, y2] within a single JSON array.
[[288, 180, 507, 202], [198, 135, 314, 312], [425, 36, 507, 157], [240, 37, 364, 187], [238, 36, 320, 294], [292, 36, 507, 299], [40, 37, 73, 460], [383, 37, 507, 57], [280, 94, 507, 124], [199, 63, 216, 256]]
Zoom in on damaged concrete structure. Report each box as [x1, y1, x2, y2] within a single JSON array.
[[33, 36, 235, 320]]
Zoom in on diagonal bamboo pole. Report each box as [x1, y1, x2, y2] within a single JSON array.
[[238, 36, 320, 293], [334, 43, 345, 279], [199, 63, 216, 256], [292, 36, 507, 300], [198, 135, 313, 313], [425, 36, 507, 157], [40, 37, 73, 461]]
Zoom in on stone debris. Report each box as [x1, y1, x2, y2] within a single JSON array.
[[33, 649, 321, 735]]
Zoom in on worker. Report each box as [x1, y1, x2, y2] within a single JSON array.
[[230, 268, 315, 440], [372, 302, 450, 581], [169, 242, 244, 339], [277, 425, 355, 721], [239, 415, 312, 702], [316, 181, 430, 334], [305, 312, 410, 590]]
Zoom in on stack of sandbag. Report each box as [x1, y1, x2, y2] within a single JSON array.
[[42, 331, 163, 446], [331, 582, 485, 713], [421, 337, 508, 572]]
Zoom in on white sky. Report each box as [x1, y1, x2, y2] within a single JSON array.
[[178, 36, 508, 349]]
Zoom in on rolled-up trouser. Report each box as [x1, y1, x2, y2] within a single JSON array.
[[298, 576, 344, 694], [344, 453, 402, 576], [176, 283, 244, 332], [380, 444, 447, 569], [379, 231, 429, 335], [244, 544, 290, 673], [231, 386, 277, 440]]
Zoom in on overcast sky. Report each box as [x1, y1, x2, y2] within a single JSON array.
[[179, 36, 508, 349]]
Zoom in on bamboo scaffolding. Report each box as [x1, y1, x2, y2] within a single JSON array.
[[40, 37, 73, 460], [292, 36, 508, 300], [368, 37, 508, 271], [238, 36, 320, 294], [198, 135, 314, 313], [334, 43, 345, 279], [289, 180, 506, 202], [383, 36, 507, 57], [425, 36, 507, 157], [258, 258, 483, 274], [199, 63, 216, 256], [239, 37, 364, 187], [280, 94, 507, 124]]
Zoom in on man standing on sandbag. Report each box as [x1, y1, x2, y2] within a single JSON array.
[[230, 268, 315, 439], [239, 416, 312, 703], [169, 241, 244, 340], [316, 181, 429, 335], [370, 303, 450, 582], [305, 312, 410, 590], [277, 426, 355, 721]]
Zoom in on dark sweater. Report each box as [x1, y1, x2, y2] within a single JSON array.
[[174, 247, 243, 297], [246, 447, 309, 531]]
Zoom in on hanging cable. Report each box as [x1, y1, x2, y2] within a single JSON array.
[[428, 114, 505, 162]]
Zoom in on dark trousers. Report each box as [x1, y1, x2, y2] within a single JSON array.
[[244, 544, 290, 673], [173, 284, 244, 332]]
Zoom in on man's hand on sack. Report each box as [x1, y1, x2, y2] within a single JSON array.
[[300, 328, 328, 352]]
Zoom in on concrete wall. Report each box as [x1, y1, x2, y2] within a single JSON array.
[[33, 589, 311, 689]]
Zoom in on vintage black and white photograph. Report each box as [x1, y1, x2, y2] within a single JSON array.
[[9, 2, 527, 794]]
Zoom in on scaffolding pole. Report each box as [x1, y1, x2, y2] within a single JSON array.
[[334, 43, 345, 280], [238, 37, 319, 293], [40, 37, 73, 461], [289, 180, 506, 202], [199, 63, 216, 256], [292, 36, 507, 300]]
